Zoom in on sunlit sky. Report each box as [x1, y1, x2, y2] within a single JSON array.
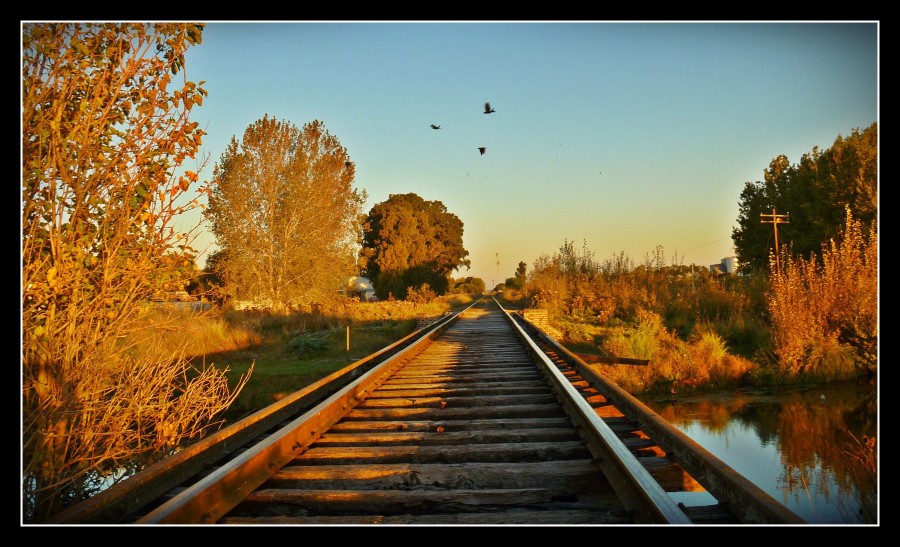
[[176, 21, 878, 286]]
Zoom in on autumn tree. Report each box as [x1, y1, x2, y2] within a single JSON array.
[[206, 116, 366, 311], [732, 123, 877, 273], [22, 23, 250, 522], [359, 193, 471, 300]]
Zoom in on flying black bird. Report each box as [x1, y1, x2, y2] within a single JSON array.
[[478, 147, 486, 155], [431, 124, 441, 129], [483, 102, 495, 114]]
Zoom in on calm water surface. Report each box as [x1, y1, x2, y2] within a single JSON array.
[[640, 382, 878, 525]]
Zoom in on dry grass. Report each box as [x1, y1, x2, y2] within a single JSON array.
[[23, 305, 253, 523], [137, 305, 262, 358], [767, 209, 877, 379]]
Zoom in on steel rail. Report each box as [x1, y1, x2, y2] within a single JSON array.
[[496, 297, 693, 524], [48, 302, 469, 524], [48, 296, 805, 525], [135, 300, 478, 524], [510, 307, 806, 525]]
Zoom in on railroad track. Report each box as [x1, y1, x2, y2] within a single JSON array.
[[50, 297, 805, 525]]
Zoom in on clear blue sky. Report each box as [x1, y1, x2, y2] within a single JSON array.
[[179, 21, 878, 287]]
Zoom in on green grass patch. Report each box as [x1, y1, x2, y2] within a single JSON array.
[[183, 297, 480, 425], [200, 317, 419, 424]]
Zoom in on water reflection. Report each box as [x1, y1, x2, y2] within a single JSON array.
[[641, 383, 878, 525]]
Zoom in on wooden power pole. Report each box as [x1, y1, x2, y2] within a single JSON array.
[[760, 208, 790, 271]]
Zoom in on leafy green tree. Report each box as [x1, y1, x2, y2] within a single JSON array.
[[206, 116, 366, 311], [359, 193, 471, 300], [505, 260, 528, 289], [187, 249, 228, 304], [450, 276, 486, 295], [22, 23, 250, 522], [732, 123, 877, 273]]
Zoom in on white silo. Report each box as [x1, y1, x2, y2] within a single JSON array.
[[721, 257, 737, 274]]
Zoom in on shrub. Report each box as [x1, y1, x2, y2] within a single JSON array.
[[287, 331, 333, 353], [767, 208, 877, 379], [406, 283, 437, 304]]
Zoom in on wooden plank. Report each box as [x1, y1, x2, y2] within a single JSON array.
[[269, 460, 615, 495], [292, 441, 592, 465], [219, 508, 632, 525], [241, 487, 557, 512], [311, 427, 581, 446], [638, 457, 705, 492], [387, 371, 542, 381], [680, 504, 742, 524], [344, 403, 567, 421], [356, 393, 558, 408], [328, 417, 573, 433], [365, 385, 550, 397]]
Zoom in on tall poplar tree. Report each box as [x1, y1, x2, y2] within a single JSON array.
[[206, 116, 366, 310]]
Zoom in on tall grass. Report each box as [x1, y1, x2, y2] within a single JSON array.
[[139, 305, 261, 358], [767, 208, 877, 381], [512, 215, 876, 395], [601, 310, 661, 361]]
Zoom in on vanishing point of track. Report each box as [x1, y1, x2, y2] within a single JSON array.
[[51, 297, 805, 525]]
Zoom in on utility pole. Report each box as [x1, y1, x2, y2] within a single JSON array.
[[495, 252, 500, 290], [760, 208, 790, 272]]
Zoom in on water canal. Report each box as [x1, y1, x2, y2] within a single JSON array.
[[640, 382, 878, 525]]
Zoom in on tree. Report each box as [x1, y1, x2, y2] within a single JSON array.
[[188, 248, 227, 304], [450, 276, 486, 295], [359, 193, 471, 300], [22, 23, 250, 522], [206, 116, 366, 311], [732, 123, 877, 273], [504, 260, 528, 290]]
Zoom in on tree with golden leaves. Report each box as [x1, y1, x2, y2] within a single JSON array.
[[206, 115, 366, 311], [22, 23, 250, 522]]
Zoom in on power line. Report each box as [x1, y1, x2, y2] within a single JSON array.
[[686, 236, 732, 252]]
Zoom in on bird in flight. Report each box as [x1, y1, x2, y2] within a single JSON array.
[[483, 102, 495, 114], [431, 124, 441, 129], [478, 147, 486, 155]]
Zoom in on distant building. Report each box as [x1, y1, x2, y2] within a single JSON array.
[[347, 276, 377, 302], [722, 256, 737, 274], [709, 256, 738, 275]]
